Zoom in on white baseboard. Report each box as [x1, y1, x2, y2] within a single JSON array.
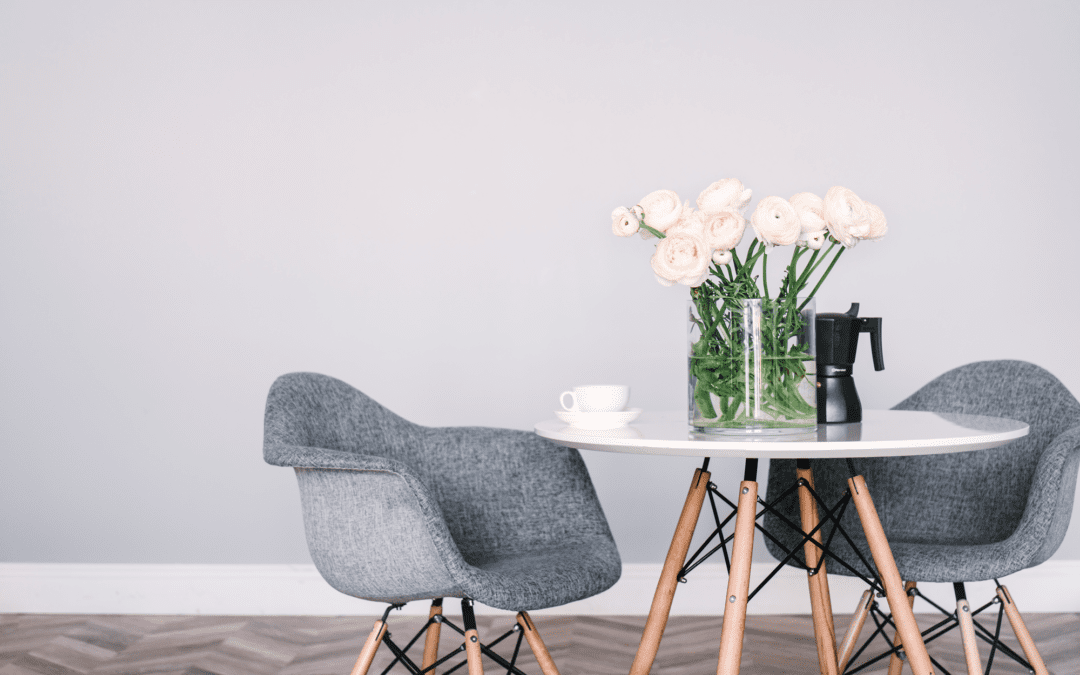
[[1, 561, 1076, 616]]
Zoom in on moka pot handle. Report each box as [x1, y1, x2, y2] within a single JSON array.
[[859, 317, 885, 371]]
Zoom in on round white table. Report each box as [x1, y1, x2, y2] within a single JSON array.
[[535, 410, 1030, 675], [535, 409, 1029, 458]]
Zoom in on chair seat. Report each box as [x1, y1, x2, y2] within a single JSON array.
[[458, 541, 622, 610], [797, 532, 1045, 584], [337, 539, 622, 611]]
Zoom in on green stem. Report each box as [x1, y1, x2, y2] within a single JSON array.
[[794, 242, 834, 292], [791, 246, 822, 295], [762, 251, 769, 299], [639, 222, 665, 239], [731, 240, 766, 299], [779, 246, 805, 297], [799, 245, 845, 310]]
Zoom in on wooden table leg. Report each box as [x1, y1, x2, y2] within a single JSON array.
[[796, 460, 839, 675], [716, 472, 758, 675], [629, 465, 711, 675], [847, 475, 935, 675], [887, 582, 917, 675]]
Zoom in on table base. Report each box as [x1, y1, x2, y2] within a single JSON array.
[[627, 458, 937, 675]]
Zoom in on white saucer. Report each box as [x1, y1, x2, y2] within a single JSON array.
[[555, 408, 642, 430]]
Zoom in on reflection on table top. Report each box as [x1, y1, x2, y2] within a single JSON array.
[[534, 409, 1029, 459]]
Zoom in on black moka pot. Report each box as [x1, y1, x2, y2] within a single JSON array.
[[816, 303, 884, 424]]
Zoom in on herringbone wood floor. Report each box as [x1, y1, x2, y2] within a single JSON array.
[[1, 613, 1077, 675]]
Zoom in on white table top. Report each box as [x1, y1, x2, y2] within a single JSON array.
[[534, 409, 1029, 459]]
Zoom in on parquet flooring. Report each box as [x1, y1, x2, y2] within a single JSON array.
[[1, 613, 1077, 675]]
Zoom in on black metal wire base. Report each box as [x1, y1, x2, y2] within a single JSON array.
[[375, 601, 531, 675], [678, 458, 886, 605], [841, 585, 1036, 675]]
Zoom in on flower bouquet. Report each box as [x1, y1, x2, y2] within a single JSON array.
[[612, 179, 887, 434]]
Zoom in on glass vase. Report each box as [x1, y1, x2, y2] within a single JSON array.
[[688, 296, 817, 435]]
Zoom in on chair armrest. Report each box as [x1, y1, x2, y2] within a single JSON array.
[[292, 465, 469, 603], [1015, 424, 1080, 566], [419, 427, 617, 544], [265, 441, 408, 473]]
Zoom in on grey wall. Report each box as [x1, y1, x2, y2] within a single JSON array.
[[2, 1, 1078, 566]]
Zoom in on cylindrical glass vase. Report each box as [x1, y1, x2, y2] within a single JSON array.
[[688, 296, 817, 435]]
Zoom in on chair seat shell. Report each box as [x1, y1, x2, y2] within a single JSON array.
[[264, 372, 622, 610], [763, 360, 1080, 583]]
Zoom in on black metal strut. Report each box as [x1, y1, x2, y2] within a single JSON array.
[[372, 600, 531, 675]]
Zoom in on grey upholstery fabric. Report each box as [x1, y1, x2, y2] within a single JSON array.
[[263, 372, 622, 610], [763, 360, 1080, 583]]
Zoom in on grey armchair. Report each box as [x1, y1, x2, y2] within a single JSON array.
[[263, 372, 622, 675], [764, 360, 1080, 674]]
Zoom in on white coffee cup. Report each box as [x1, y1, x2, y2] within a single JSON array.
[[560, 385, 630, 413]]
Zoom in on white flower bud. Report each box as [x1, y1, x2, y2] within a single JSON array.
[[712, 249, 733, 265], [611, 206, 639, 237]]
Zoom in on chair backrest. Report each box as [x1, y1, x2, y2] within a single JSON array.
[[772, 360, 1080, 551], [264, 370, 420, 456], [879, 360, 1080, 546], [264, 372, 614, 562], [760, 360, 1080, 565]]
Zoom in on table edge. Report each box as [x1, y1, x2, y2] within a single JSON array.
[[534, 410, 1031, 458]]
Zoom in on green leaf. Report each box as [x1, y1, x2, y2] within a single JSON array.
[[695, 382, 717, 418]]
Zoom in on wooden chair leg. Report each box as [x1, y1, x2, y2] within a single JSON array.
[[887, 581, 917, 675], [629, 467, 711, 675], [517, 612, 561, 675], [461, 599, 484, 675], [716, 479, 758, 675], [349, 617, 389, 675], [797, 462, 839, 675], [422, 598, 443, 675], [837, 590, 873, 673], [996, 584, 1049, 675], [955, 598, 982, 675], [847, 475, 934, 675]]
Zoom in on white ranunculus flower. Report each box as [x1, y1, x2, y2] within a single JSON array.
[[650, 230, 711, 287], [700, 209, 746, 251], [697, 178, 753, 215], [654, 274, 677, 287], [712, 249, 733, 265], [823, 186, 871, 248], [611, 206, 639, 237], [864, 201, 888, 241], [637, 189, 684, 233], [805, 231, 827, 250], [790, 192, 826, 235], [750, 196, 801, 247], [667, 202, 704, 237]]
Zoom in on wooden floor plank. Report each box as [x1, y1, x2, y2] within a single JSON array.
[[0, 613, 1075, 675]]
